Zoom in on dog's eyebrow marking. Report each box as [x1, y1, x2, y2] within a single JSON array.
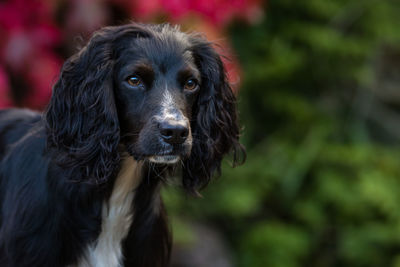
[[178, 67, 201, 84], [134, 63, 153, 73], [135, 64, 154, 87], [123, 62, 154, 84]]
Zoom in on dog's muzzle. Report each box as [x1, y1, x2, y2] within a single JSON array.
[[142, 113, 191, 164]]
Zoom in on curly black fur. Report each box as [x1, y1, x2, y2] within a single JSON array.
[[0, 23, 245, 267], [183, 35, 245, 193]]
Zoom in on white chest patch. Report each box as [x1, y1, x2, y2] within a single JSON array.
[[75, 157, 143, 267]]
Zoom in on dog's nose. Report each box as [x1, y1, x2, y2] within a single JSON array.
[[159, 122, 189, 144]]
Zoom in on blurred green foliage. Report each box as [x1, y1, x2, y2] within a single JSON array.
[[164, 1, 400, 266]]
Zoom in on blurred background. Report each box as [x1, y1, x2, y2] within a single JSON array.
[[1, 0, 400, 266]]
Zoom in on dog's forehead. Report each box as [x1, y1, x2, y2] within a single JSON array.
[[122, 32, 195, 70]]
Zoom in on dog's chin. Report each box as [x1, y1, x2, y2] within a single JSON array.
[[148, 155, 180, 164], [126, 143, 191, 164]]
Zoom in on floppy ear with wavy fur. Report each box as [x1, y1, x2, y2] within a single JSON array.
[[46, 25, 152, 185], [45, 28, 121, 185], [182, 36, 246, 194]]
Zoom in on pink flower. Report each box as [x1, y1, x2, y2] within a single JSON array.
[[133, 0, 263, 28], [24, 51, 62, 109], [0, 0, 54, 31], [65, 0, 109, 35], [0, 0, 61, 109]]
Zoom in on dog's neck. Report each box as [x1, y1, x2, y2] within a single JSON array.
[[77, 156, 144, 267], [112, 155, 144, 197]]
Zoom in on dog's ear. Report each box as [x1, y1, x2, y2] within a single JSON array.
[[45, 25, 148, 184], [182, 36, 246, 194]]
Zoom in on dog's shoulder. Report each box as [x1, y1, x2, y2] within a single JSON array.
[[0, 108, 43, 154], [0, 108, 41, 125]]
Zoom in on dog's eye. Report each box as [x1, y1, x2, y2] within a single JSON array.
[[127, 75, 142, 87], [184, 78, 198, 91]]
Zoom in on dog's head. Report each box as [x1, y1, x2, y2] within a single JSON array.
[[46, 23, 245, 192]]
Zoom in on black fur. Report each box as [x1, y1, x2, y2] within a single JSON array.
[[0, 23, 245, 267]]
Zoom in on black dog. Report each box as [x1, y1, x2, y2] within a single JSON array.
[[0, 23, 245, 267]]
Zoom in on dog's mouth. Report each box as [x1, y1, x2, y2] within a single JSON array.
[[125, 139, 191, 164], [126, 146, 187, 164], [148, 155, 180, 164]]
